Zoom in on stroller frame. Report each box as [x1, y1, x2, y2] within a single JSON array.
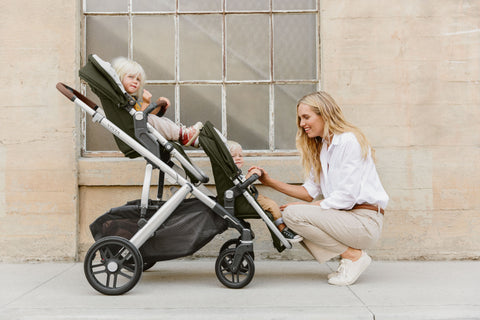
[[57, 55, 292, 295]]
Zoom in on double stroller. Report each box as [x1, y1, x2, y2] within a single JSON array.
[[57, 54, 294, 295]]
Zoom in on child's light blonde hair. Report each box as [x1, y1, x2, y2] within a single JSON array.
[[225, 140, 242, 153], [111, 57, 146, 97]]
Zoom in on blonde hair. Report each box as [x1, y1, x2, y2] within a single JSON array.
[[111, 57, 146, 96], [226, 140, 242, 153], [296, 91, 374, 183]]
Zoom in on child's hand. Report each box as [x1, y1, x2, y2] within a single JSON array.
[[142, 89, 152, 104]]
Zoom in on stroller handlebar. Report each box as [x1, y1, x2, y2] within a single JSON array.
[[56, 82, 98, 111]]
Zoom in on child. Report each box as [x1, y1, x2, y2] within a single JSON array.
[[111, 57, 202, 147], [226, 140, 303, 243]]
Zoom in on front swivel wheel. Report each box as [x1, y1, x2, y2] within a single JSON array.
[[84, 236, 143, 295], [215, 248, 255, 289]]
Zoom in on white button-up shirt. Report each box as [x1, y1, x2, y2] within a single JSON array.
[[302, 132, 389, 210]]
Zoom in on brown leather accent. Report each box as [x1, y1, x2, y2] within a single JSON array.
[[56, 82, 98, 110], [352, 203, 384, 215]]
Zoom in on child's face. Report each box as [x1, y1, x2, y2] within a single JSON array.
[[122, 73, 142, 95], [230, 147, 244, 169]]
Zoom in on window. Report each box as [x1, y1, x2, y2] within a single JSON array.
[[82, 0, 320, 154]]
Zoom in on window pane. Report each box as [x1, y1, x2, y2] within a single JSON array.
[[274, 14, 316, 80], [86, 16, 128, 61], [179, 15, 222, 80], [273, 0, 316, 10], [179, 0, 222, 11], [85, 0, 128, 12], [133, 0, 175, 11], [143, 85, 176, 122], [226, 85, 269, 150], [227, 14, 270, 81], [274, 84, 317, 150], [180, 85, 222, 129], [226, 0, 269, 11], [133, 16, 175, 80], [85, 87, 118, 151]]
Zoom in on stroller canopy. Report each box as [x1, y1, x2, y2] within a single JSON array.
[[79, 54, 139, 158]]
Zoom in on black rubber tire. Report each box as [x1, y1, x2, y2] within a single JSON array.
[[219, 238, 240, 254], [84, 236, 143, 295], [215, 248, 255, 289]]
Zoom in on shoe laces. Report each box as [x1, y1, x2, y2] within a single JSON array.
[[336, 259, 349, 279]]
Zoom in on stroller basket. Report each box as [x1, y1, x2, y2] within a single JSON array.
[[57, 54, 293, 295]]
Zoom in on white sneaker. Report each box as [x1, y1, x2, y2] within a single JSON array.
[[328, 251, 372, 286]]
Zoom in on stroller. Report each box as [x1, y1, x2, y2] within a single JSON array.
[[56, 54, 293, 295]]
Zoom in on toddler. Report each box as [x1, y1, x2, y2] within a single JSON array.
[[112, 57, 202, 147], [226, 141, 302, 243]]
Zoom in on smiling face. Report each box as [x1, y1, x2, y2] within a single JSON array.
[[297, 103, 326, 138], [122, 73, 142, 95]]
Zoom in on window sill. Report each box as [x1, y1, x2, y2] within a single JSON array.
[[78, 155, 304, 186]]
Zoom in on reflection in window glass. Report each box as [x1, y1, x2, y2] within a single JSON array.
[[133, 0, 175, 11], [227, 85, 269, 150], [86, 16, 129, 61], [227, 14, 270, 81], [273, 0, 316, 10], [85, 0, 128, 12], [179, 0, 222, 11], [83, 3, 319, 152], [133, 16, 175, 80], [180, 15, 223, 80], [274, 14, 316, 80], [274, 84, 317, 150], [143, 85, 176, 122], [180, 85, 222, 129], [226, 0, 269, 11]]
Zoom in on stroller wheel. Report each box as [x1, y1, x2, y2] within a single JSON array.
[[84, 236, 143, 295], [215, 248, 255, 289], [219, 238, 240, 253], [220, 239, 255, 260]]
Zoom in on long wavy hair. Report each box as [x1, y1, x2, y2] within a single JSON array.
[[296, 91, 374, 183]]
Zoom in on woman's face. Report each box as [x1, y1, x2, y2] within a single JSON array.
[[122, 74, 141, 95], [298, 103, 325, 138]]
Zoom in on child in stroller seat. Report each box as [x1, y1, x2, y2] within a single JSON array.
[[112, 56, 203, 147], [226, 140, 303, 243]]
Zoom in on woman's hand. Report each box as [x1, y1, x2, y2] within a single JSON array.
[[245, 167, 262, 179], [248, 166, 269, 185]]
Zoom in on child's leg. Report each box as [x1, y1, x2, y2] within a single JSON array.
[[147, 115, 202, 147], [147, 115, 180, 140]]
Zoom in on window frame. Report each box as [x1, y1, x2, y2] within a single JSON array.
[[80, 0, 321, 157]]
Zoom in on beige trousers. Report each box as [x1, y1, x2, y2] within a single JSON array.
[[147, 115, 180, 141], [283, 205, 383, 263]]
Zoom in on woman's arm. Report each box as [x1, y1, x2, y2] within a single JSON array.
[[248, 166, 313, 202]]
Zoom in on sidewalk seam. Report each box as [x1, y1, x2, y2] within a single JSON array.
[[0, 263, 77, 309]]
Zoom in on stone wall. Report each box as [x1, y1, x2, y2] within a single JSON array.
[[1, 0, 479, 262]]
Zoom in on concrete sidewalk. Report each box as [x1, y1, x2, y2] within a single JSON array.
[[0, 259, 479, 320]]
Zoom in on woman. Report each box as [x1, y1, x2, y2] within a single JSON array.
[[249, 91, 388, 286]]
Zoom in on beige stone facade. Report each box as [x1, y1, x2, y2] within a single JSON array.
[[1, 0, 479, 262]]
